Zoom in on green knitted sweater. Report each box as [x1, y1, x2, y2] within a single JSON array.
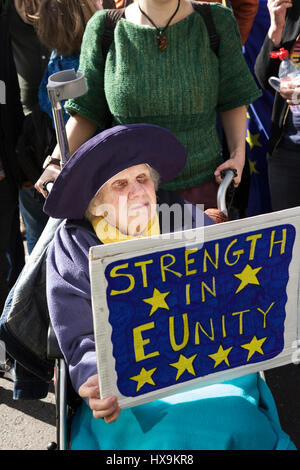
[[65, 4, 261, 190]]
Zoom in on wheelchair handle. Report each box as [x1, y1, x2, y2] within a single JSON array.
[[217, 169, 237, 216]]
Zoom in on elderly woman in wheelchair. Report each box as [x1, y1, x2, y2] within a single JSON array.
[[44, 124, 296, 450]]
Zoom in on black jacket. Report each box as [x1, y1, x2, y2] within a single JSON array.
[[0, 0, 24, 189], [254, 3, 300, 156]]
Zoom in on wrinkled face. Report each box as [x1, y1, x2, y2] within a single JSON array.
[[88, 164, 157, 236]]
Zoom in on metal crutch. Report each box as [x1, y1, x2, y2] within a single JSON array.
[[43, 69, 87, 194]]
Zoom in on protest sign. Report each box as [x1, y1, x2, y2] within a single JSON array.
[[90, 207, 300, 408]]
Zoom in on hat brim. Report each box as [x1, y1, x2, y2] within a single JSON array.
[[43, 124, 187, 219]]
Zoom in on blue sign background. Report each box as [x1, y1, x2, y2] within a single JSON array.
[[105, 225, 295, 397]]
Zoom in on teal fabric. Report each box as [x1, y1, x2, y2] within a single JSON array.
[[70, 373, 296, 450]]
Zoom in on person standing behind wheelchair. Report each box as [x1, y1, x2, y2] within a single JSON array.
[[255, 0, 300, 212], [9, 0, 51, 254], [0, 0, 25, 320], [35, 0, 261, 210], [254, 0, 300, 448]]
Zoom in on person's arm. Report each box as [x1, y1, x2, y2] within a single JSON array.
[[211, 6, 260, 187], [267, 0, 292, 47], [254, 0, 293, 92], [47, 225, 122, 422], [47, 225, 99, 393], [214, 105, 247, 187], [34, 113, 98, 197]]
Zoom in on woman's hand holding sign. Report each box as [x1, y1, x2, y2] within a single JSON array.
[[79, 375, 121, 423]]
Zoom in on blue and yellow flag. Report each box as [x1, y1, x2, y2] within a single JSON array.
[[243, 0, 273, 216], [245, 103, 272, 216]]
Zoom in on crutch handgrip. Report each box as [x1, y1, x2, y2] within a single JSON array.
[[47, 69, 86, 102]]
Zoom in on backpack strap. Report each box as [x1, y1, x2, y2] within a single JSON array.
[[102, 0, 117, 9], [192, 2, 220, 56], [101, 8, 126, 60]]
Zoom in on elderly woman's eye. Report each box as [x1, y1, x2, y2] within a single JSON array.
[[137, 174, 147, 183], [114, 180, 127, 189]]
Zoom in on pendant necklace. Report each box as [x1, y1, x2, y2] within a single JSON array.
[[138, 0, 181, 51]]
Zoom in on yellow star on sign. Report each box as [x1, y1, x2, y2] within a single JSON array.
[[169, 354, 197, 381], [241, 336, 267, 361], [130, 367, 157, 392], [142, 288, 170, 316], [208, 344, 233, 369], [234, 264, 262, 294], [246, 130, 262, 150]]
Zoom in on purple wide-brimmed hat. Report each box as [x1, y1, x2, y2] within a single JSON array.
[[43, 123, 187, 219]]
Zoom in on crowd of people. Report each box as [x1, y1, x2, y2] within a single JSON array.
[[0, 0, 299, 451]]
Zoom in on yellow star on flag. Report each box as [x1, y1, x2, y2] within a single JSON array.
[[208, 344, 233, 369], [142, 287, 170, 316], [246, 130, 262, 150], [248, 159, 259, 175], [169, 354, 197, 381], [234, 264, 262, 294], [241, 336, 267, 361], [130, 367, 157, 392]]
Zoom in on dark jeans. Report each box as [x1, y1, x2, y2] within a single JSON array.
[[19, 187, 49, 254], [268, 147, 300, 211], [0, 179, 24, 314]]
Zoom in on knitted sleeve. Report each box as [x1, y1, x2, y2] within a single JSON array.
[[212, 4, 262, 112], [64, 10, 108, 128]]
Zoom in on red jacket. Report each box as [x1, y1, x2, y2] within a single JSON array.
[[203, 0, 258, 45]]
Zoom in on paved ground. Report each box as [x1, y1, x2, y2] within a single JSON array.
[[0, 363, 299, 451], [0, 376, 56, 450], [0, 238, 58, 451]]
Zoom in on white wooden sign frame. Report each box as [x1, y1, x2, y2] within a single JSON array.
[[89, 207, 300, 409]]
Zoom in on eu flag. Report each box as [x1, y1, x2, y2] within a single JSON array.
[[243, 0, 274, 216], [245, 103, 272, 216]]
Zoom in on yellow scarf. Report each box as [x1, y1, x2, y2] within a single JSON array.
[[91, 213, 160, 244]]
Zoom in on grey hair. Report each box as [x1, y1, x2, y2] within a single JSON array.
[[147, 165, 160, 190]]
